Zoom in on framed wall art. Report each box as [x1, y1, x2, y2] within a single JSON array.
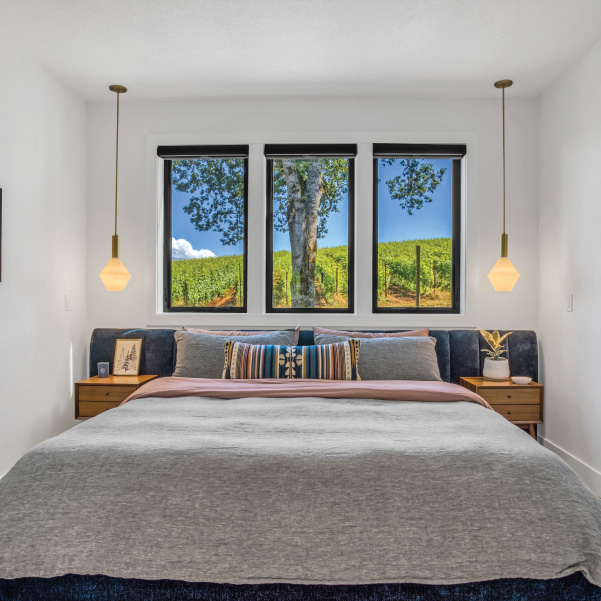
[[113, 338, 142, 376]]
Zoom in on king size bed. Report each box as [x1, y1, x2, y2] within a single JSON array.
[[0, 328, 600, 601]]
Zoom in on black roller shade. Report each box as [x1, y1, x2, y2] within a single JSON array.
[[373, 143, 466, 159], [157, 145, 249, 159], [264, 144, 358, 159]]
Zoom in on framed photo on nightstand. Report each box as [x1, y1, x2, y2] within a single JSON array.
[[113, 339, 142, 375]]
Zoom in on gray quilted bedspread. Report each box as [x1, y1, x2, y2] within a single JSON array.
[[0, 395, 600, 586]]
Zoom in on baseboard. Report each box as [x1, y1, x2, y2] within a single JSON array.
[[539, 435, 601, 496]]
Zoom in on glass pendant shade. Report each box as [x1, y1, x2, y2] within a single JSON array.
[[99, 257, 131, 291], [100, 234, 130, 291], [488, 256, 520, 292]]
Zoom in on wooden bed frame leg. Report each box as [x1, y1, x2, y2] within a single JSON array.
[[528, 424, 537, 440]]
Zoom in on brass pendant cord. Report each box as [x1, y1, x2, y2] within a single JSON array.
[[502, 85, 506, 236], [108, 84, 126, 258], [114, 90, 120, 236], [494, 79, 512, 258]]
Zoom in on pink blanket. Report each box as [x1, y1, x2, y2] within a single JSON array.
[[122, 377, 492, 409]]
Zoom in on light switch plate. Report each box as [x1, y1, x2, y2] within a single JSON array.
[[567, 293, 573, 312]]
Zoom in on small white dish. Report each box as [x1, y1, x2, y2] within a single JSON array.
[[511, 376, 532, 385]]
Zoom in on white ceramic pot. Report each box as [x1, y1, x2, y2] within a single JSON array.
[[483, 357, 510, 380]]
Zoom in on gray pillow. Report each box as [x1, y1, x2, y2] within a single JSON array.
[[173, 329, 298, 378], [314, 334, 442, 381]]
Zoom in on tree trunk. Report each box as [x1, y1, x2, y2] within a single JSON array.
[[282, 159, 322, 308]]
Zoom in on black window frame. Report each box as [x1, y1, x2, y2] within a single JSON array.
[[372, 143, 465, 314], [265, 144, 356, 314], [159, 145, 249, 313]]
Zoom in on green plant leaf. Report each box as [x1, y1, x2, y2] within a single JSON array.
[[497, 332, 513, 345], [480, 330, 495, 348]]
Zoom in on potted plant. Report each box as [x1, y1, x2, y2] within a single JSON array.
[[480, 330, 512, 380]]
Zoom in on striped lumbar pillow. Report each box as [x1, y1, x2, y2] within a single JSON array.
[[223, 340, 360, 380]]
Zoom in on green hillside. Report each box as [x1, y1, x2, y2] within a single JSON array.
[[171, 238, 452, 308]]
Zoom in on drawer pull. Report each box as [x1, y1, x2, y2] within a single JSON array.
[[507, 410, 512, 415], [105, 392, 110, 396], [507, 395, 512, 398]]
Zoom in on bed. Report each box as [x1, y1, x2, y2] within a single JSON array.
[[0, 328, 600, 601]]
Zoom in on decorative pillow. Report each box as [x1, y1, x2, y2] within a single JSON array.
[[223, 340, 361, 381], [173, 329, 299, 378], [184, 326, 300, 345], [314, 334, 441, 381], [313, 327, 429, 339]]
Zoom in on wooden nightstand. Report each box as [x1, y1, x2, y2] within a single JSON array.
[[459, 377, 543, 439], [75, 375, 158, 420]]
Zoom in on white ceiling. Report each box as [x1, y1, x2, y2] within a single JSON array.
[[3, 0, 601, 101]]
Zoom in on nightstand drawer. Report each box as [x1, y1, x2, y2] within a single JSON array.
[[78, 385, 136, 403], [79, 401, 122, 417], [479, 388, 540, 404], [459, 377, 543, 439], [490, 404, 540, 421]]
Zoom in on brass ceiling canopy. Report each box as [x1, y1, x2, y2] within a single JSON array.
[[494, 79, 513, 89], [109, 84, 127, 94]]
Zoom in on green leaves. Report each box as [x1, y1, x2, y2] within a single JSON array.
[[272, 158, 348, 238], [173, 158, 245, 247], [381, 159, 447, 216], [480, 330, 513, 360]]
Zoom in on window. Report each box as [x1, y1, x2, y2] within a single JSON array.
[[159, 145, 248, 312], [372, 144, 465, 313], [265, 144, 356, 313]]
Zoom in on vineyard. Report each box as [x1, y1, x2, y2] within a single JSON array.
[[171, 255, 244, 307], [376, 238, 452, 307], [171, 238, 452, 308], [272, 246, 350, 308]]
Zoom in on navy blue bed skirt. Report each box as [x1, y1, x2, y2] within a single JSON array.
[[1, 573, 600, 601]]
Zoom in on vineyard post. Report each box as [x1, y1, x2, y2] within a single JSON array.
[[416, 245, 421, 307], [285, 270, 289, 306], [384, 262, 388, 298], [336, 268, 339, 295], [433, 260, 437, 296]]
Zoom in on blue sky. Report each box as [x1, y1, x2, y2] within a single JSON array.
[[172, 188, 243, 258], [171, 158, 452, 259], [378, 158, 452, 242]]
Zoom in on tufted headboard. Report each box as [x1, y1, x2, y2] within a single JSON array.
[[89, 328, 538, 384]]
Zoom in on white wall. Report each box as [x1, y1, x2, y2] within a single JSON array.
[[539, 39, 601, 495], [0, 54, 87, 477], [86, 96, 539, 331]]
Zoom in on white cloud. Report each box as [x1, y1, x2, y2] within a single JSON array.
[[172, 238, 216, 260]]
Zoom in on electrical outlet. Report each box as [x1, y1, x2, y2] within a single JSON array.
[[566, 293, 573, 312], [65, 294, 72, 311]]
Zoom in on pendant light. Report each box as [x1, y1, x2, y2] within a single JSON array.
[[488, 79, 520, 292], [99, 85, 131, 291]]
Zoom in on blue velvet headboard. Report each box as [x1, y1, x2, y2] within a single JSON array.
[[89, 328, 538, 384]]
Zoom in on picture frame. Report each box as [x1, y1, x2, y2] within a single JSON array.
[[113, 338, 142, 376]]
